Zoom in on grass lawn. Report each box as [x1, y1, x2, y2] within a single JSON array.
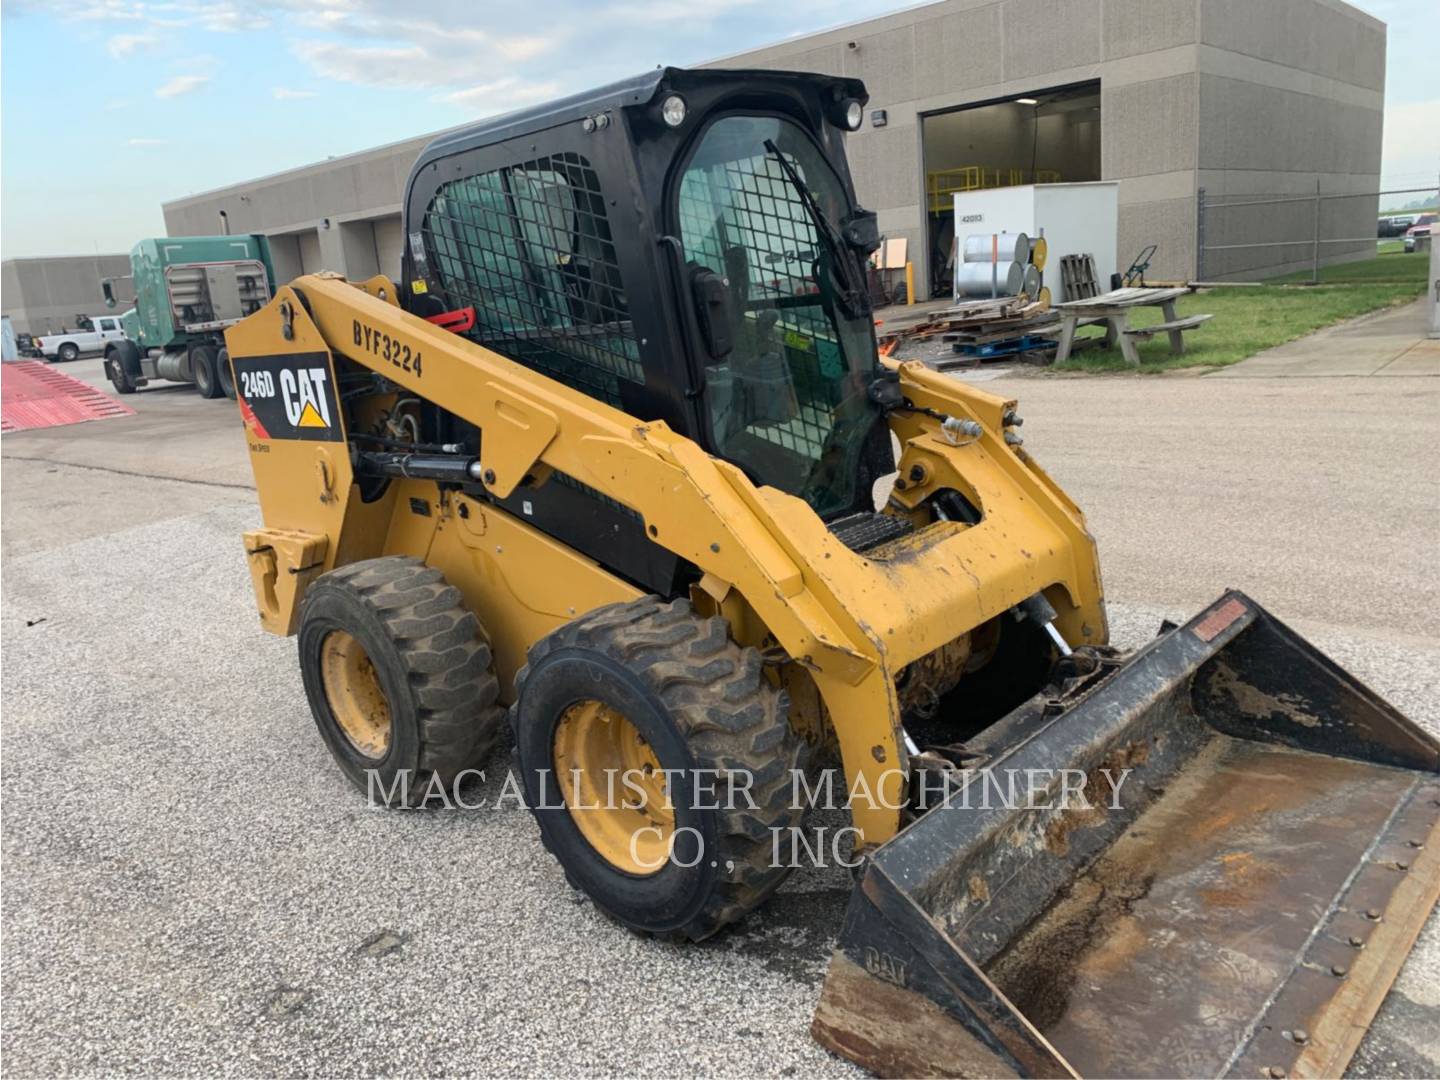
[[1051, 285, 1422, 373], [1267, 248, 1427, 284], [1052, 252, 1426, 373]]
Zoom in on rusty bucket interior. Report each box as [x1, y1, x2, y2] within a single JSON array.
[[814, 592, 1440, 1079]]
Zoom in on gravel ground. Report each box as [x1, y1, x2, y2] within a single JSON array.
[[2, 357, 1437, 1077]]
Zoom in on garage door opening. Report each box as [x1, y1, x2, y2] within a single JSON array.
[[921, 82, 1100, 296]]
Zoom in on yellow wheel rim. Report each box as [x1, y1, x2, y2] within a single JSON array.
[[320, 630, 392, 759], [552, 699, 676, 876]]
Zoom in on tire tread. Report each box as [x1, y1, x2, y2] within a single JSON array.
[[308, 556, 504, 783], [514, 596, 805, 941]]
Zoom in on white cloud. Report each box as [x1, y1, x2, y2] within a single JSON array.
[[440, 78, 564, 111], [106, 32, 157, 57], [489, 35, 553, 62], [68, 1, 144, 22], [155, 73, 210, 98], [193, 5, 269, 33], [292, 42, 434, 89], [605, 0, 762, 21], [286, 5, 563, 92], [103, 97, 133, 111], [43, 0, 268, 31], [272, 87, 318, 100], [127, 137, 168, 146]]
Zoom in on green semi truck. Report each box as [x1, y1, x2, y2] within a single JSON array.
[[101, 234, 276, 398]]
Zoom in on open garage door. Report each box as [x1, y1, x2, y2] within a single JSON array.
[[921, 82, 1100, 297], [374, 216, 404, 282]]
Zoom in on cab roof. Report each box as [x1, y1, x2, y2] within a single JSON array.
[[411, 66, 866, 171]]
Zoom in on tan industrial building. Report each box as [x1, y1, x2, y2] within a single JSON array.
[[2, 254, 134, 337]]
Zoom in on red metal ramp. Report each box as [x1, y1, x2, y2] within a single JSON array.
[[1, 361, 135, 434]]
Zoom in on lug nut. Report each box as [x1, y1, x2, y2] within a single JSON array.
[[1292, 1028, 1309, 1045], [1348, 935, 1364, 947], [1267, 1067, 1287, 1079], [1397, 860, 1410, 870], [1331, 964, 1348, 977], [1365, 908, 1382, 920]]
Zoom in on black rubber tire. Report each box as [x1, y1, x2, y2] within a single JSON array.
[[191, 344, 222, 398], [298, 556, 504, 806], [513, 597, 804, 942], [104, 343, 138, 395], [216, 346, 236, 400], [57, 342, 79, 362]]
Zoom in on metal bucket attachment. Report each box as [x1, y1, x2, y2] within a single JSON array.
[[814, 592, 1440, 1079]]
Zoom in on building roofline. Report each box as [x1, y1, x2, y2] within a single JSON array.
[[2, 253, 130, 264], [699, 0, 1384, 64], [160, 124, 463, 211]]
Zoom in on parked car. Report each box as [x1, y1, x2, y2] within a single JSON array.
[[1378, 214, 1415, 238], [1402, 213, 1436, 253], [33, 314, 127, 362]]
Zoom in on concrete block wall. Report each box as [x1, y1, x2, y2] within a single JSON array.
[[704, 0, 1210, 289], [1, 254, 134, 336], [1194, 0, 1386, 280], [707, 0, 1384, 288]]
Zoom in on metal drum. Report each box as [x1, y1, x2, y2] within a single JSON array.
[[1022, 265, 1042, 299], [1029, 235, 1048, 271], [961, 232, 1030, 266], [954, 260, 1025, 298]]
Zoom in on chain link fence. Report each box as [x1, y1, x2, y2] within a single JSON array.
[[1196, 184, 1436, 283]]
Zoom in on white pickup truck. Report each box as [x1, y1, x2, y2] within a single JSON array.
[[34, 314, 127, 362]]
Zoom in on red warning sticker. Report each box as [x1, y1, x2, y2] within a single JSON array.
[[1193, 597, 1249, 642]]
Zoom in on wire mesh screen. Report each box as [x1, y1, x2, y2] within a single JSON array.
[[677, 146, 850, 468], [422, 152, 642, 407]]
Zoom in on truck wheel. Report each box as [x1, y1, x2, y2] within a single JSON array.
[[298, 556, 504, 806], [190, 345, 222, 398], [57, 343, 79, 363], [217, 347, 236, 400], [512, 597, 805, 942], [105, 343, 138, 395]]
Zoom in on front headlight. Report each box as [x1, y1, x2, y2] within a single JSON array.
[[661, 94, 687, 128], [843, 99, 863, 130]]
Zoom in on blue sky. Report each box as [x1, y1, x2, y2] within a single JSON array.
[[2, 0, 1436, 257]]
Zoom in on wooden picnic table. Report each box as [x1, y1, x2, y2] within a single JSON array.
[[1052, 286, 1212, 366]]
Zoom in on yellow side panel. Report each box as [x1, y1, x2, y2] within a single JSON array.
[[426, 493, 642, 701]]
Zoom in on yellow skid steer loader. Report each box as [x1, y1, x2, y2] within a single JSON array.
[[227, 68, 1438, 1078]]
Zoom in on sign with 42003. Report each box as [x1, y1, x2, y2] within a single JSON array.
[[353, 319, 423, 378]]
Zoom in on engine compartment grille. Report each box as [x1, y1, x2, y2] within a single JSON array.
[[827, 511, 914, 554]]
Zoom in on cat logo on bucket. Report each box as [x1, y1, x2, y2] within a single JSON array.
[[281, 367, 332, 430]]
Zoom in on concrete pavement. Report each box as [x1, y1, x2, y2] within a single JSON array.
[[2, 351, 1438, 1077], [1210, 298, 1440, 377]]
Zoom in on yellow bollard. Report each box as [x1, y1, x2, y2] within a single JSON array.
[[904, 261, 915, 305]]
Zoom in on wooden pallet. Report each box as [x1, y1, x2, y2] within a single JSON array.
[[1059, 254, 1099, 301]]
